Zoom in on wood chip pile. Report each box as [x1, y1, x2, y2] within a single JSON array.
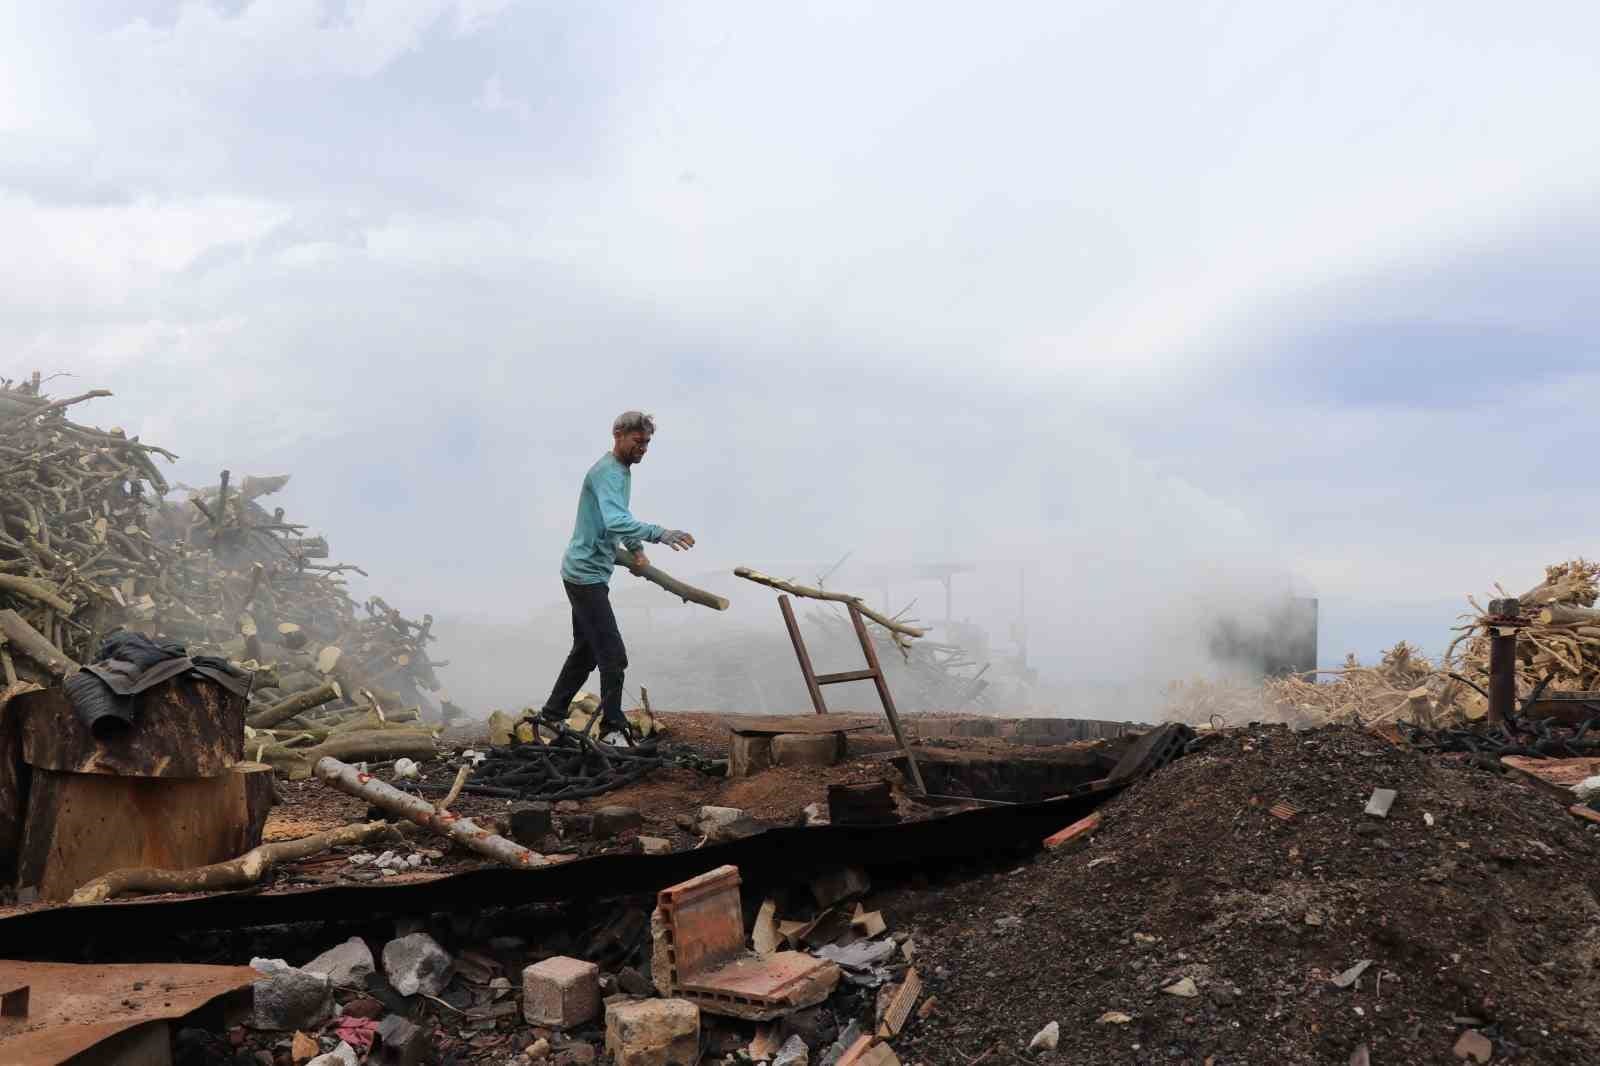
[[0, 374, 449, 767]]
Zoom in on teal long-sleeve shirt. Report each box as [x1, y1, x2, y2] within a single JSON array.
[[560, 453, 665, 585]]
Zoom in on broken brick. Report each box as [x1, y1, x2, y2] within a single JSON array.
[[1043, 811, 1102, 849]]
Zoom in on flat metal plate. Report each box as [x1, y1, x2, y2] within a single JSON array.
[[0, 960, 257, 1063]]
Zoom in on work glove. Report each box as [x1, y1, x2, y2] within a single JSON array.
[[661, 529, 696, 550]]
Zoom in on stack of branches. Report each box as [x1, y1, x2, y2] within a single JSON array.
[[1445, 558, 1600, 698], [0, 374, 179, 689], [1166, 560, 1600, 730], [1259, 641, 1474, 728], [0, 373, 447, 771]]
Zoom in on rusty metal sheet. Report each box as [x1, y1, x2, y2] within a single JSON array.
[[0, 959, 257, 1064], [722, 715, 877, 736]]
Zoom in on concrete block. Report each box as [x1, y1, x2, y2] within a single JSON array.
[[772, 733, 840, 768], [729, 734, 773, 778], [605, 997, 700, 1066], [522, 956, 600, 1029]]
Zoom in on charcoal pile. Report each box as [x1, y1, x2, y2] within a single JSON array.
[[881, 723, 1600, 1065], [406, 721, 665, 803], [0, 373, 450, 770]]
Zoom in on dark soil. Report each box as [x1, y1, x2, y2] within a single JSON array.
[[877, 723, 1600, 1065]]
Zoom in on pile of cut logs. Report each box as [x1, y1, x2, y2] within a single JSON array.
[[0, 373, 447, 770]]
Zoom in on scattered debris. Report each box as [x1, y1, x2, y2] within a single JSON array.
[[1364, 788, 1398, 818], [1160, 977, 1199, 998], [1331, 959, 1374, 989], [1027, 1020, 1059, 1051], [1454, 1028, 1494, 1063]]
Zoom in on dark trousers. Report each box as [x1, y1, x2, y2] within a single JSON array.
[[541, 580, 629, 726]]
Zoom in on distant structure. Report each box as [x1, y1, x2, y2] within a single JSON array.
[[1207, 596, 1318, 678]]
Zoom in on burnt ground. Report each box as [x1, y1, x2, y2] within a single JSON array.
[[875, 723, 1600, 1066]]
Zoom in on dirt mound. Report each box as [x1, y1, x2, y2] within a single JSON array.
[[882, 724, 1600, 1065]]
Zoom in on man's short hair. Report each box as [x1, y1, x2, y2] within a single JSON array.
[[613, 410, 656, 435]]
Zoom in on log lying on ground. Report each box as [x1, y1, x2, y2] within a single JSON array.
[[733, 567, 927, 639], [315, 756, 546, 867], [258, 729, 439, 780], [69, 820, 395, 904], [614, 547, 728, 611], [246, 680, 343, 729]]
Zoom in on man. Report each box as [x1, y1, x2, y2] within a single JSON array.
[[538, 411, 695, 743]]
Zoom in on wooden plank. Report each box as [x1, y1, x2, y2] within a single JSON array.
[[18, 675, 244, 777], [847, 604, 926, 796], [16, 764, 273, 901], [723, 715, 877, 736], [778, 595, 830, 715], [815, 669, 879, 686]]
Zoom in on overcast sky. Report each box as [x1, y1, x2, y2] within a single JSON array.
[[4, 2, 1599, 692]]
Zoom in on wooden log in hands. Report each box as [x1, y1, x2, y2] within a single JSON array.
[[733, 567, 926, 640], [614, 546, 728, 611], [315, 756, 547, 867]]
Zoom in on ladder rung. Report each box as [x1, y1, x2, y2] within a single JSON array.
[[815, 668, 878, 686]]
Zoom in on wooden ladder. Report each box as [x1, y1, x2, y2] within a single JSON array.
[[776, 594, 927, 795]]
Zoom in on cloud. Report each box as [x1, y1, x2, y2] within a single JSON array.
[[5, 1, 1600, 697]]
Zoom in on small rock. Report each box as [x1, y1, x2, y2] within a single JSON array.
[[1028, 1021, 1059, 1051], [526, 1037, 552, 1060], [1349, 1044, 1371, 1066], [303, 937, 375, 987], [291, 1031, 320, 1063], [306, 1044, 359, 1066], [773, 1034, 810, 1066], [696, 805, 746, 833], [381, 932, 454, 997], [592, 805, 643, 838], [1454, 1029, 1493, 1063], [375, 1016, 426, 1066], [1332, 960, 1373, 989], [1098, 1011, 1133, 1025], [553, 1044, 598, 1066], [250, 959, 333, 1031], [509, 804, 554, 843], [341, 996, 384, 1019], [801, 802, 829, 826], [1161, 977, 1199, 998], [637, 836, 672, 855]]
